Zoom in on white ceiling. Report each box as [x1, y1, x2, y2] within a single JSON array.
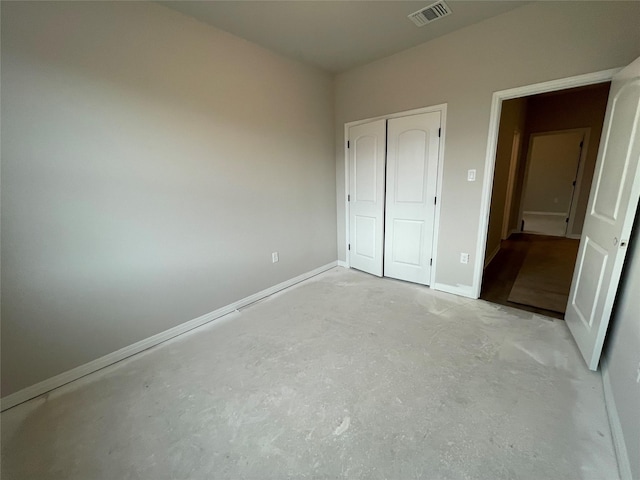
[[160, 1, 530, 73]]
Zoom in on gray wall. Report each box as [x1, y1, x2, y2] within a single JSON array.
[[335, 1, 640, 292], [606, 208, 640, 479], [1, 2, 336, 397]]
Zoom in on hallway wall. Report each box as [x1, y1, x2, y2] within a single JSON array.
[[484, 98, 527, 265], [513, 83, 610, 237]]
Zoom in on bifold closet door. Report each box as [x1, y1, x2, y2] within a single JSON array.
[[384, 112, 441, 285], [348, 119, 386, 277]]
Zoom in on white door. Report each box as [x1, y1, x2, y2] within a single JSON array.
[[348, 119, 386, 276], [384, 112, 441, 285], [521, 131, 584, 237], [565, 57, 640, 370]]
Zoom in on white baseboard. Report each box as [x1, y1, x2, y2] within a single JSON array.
[[337, 260, 348, 268], [601, 358, 632, 480], [432, 282, 477, 299], [522, 211, 568, 217], [484, 244, 501, 269], [1, 261, 338, 412], [566, 233, 582, 240]]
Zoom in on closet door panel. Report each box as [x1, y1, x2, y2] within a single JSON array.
[[384, 112, 441, 285]]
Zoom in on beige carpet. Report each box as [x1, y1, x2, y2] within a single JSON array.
[[508, 237, 580, 314]]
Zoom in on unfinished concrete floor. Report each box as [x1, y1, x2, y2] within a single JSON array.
[[1, 267, 619, 479]]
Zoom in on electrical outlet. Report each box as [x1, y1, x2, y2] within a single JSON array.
[[467, 169, 476, 182], [272, 252, 279, 263], [460, 253, 469, 264]]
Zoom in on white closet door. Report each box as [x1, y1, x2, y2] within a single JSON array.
[[384, 112, 441, 285], [348, 119, 386, 277]]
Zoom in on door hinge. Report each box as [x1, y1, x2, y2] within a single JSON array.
[[348, 244, 351, 251], [348, 194, 350, 202], [438, 128, 441, 138], [434, 197, 437, 205], [580, 140, 584, 148], [566, 218, 569, 223], [347, 140, 350, 149], [430, 258, 433, 266]]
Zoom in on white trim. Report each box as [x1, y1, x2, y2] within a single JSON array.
[[343, 122, 350, 268], [343, 104, 448, 284], [432, 282, 475, 299], [473, 67, 620, 298], [484, 243, 501, 269], [345, 104, 449, 129], [337, 260, 348, 268], [430, 106, 447, 287], [601, 358, 633, 480], [566, 233, 582, 240], [522, 211, 569, 217], [1, 261, 338, 412]]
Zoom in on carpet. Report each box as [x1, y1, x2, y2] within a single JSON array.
[[507, 237, 580, 314]]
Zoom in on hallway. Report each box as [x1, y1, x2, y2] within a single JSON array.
[[481, 234, 580, 319]]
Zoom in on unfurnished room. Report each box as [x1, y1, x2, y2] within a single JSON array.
[[1, 1, 640, 479]]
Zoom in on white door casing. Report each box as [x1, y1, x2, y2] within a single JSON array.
[[384, 112, 441, 285], [565, 57, 640, 370], [348, 119, 386, 277]]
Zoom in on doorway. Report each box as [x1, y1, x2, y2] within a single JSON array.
[[478, 57, 640, 371], [481, 83, 611, 318]]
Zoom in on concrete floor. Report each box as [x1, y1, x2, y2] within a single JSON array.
[[1, 267, 619, 479]]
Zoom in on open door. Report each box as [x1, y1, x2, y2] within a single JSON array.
[[565, 57, 640, 370], [348, 119, 386, 276]]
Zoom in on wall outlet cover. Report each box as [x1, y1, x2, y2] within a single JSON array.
[[467, 169, 476, 182]]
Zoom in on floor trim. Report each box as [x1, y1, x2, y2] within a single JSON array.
[[601, 357, 633, 480], [337, 260, 348, 268], [1, 261, 338, 412], [432, 282, 476, 299]]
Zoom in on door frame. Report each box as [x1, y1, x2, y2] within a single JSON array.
[[517, 127, 591, 238], [473, 68, 620, 298], [343, 103, 447, 287], [501, 130, 521, 240]]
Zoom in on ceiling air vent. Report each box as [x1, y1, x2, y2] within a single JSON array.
[[408, 1, 452, 27]]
